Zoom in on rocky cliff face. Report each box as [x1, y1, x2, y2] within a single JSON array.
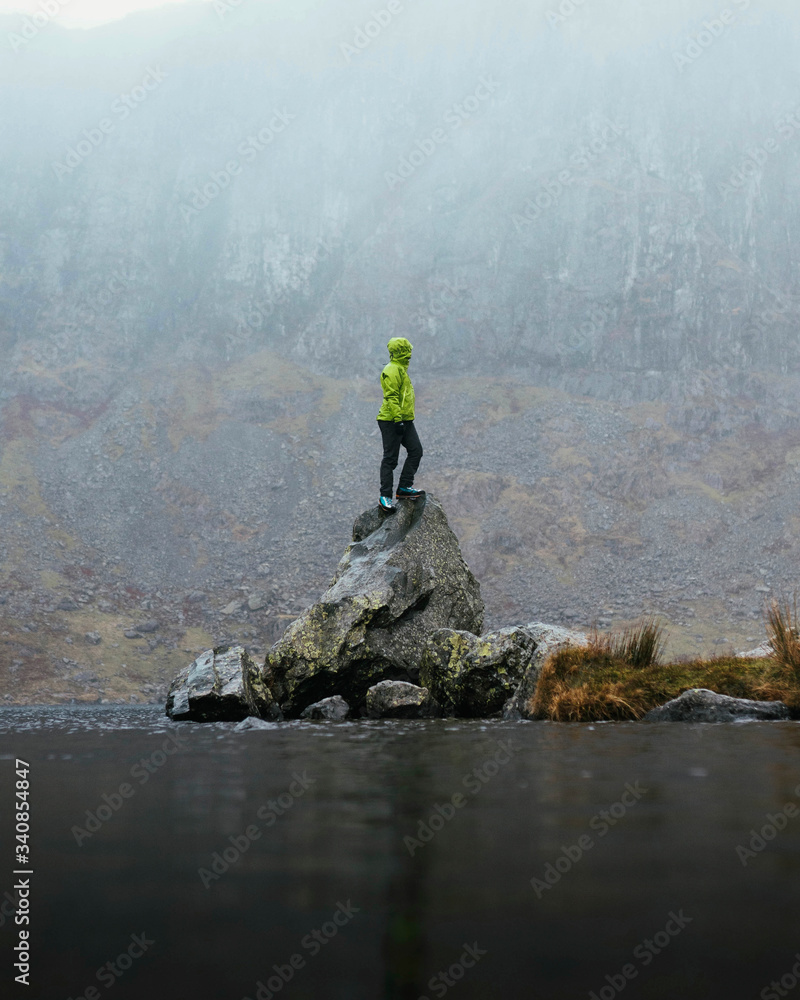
[[3, 2, 800, 701], [2, 4, 800, 377]]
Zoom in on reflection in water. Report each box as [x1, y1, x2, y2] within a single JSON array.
[[2, 706, 800, 999], [379, 734, 433, 1000]]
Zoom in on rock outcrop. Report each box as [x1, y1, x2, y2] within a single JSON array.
[[300, 696, 351, 721], [263, 494, 483, 717], [365, 681, 439, 719], [644, 688, 790, 723], [166, 646, 283, 722], [502, 623, 589, 720], [419, 626, 536, 717], [736, 642, 774, 659]]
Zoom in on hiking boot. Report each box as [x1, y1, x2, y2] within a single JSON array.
[[379, 496, 397, 513], [396, 486, 424, 500]]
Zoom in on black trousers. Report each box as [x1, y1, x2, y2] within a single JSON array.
[[378, 420, 423, 497]]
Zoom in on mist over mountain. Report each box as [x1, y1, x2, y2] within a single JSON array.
[[4, 0, 800, 375], [2, 0, 800, 702]]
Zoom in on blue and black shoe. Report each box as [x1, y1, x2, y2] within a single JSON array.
[[396, 486, 424, 500], [379, 496, 397, 513]]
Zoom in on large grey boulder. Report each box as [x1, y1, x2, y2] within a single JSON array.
[[365, 681, 439, 719], [420, 626, 537, 717], [503, 622, 589, 720], [644, 688, 790, 722], [263, 494, 483, 717], [166, 645, 283, 722]]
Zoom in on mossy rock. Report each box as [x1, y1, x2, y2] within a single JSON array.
[[419, 626, 536, 717], [264, 494, 483, 717]]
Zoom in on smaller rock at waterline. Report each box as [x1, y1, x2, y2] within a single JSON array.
[[365, 681, 439, 720], [644, 688, 790, 723], [235, 717, 280, 731], [166, 645, 283, 722], [300, 696, 350, 721]]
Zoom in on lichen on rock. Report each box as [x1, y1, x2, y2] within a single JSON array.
[[420, 626, 537, 717], [263, 493, 483, 717]]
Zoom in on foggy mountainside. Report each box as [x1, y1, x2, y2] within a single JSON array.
[[2, 0, 800, 702]]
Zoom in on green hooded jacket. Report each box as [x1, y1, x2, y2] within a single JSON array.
[[376, 337, 415, 422]]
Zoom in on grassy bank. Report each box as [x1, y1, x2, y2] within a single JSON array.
[[530, 607, 800, 721]]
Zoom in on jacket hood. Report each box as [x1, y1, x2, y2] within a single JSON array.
[[387, 337, 413, 365]]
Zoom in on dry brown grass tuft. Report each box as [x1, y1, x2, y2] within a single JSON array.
[[765, 593, 800, 677], [530, 646, 792, 723], [589, 615, 666, 670], [530, 647, 654, 721]]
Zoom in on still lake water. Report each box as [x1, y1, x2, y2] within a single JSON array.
[[1, 706, 800, 1000]]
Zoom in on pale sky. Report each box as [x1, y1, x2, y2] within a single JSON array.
[[1, 0, 798, 51], [0, 0, 197, 28]]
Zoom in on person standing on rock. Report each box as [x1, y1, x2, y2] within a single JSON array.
[[377, 337, 423, 512]]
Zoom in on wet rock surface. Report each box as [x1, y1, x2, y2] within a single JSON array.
[[644, 688, 790, 723], [300, 695, 350, 721], [234, 716, 281, 731], [420, 626, 536, 717], [166, 645, 282, 722], [263, 494, 483, 717], [503, 623, 590, 720], [365, 681, 439, 720]]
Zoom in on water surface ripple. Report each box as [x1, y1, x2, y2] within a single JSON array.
[[1, 706, 799, 999]]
